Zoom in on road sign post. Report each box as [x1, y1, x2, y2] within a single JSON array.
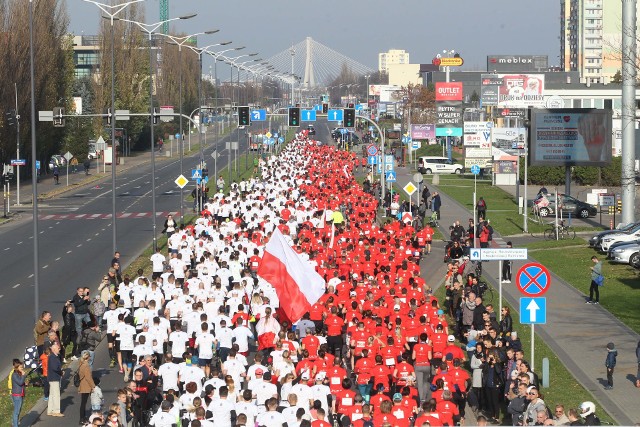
[[520, 297, 547, 372]]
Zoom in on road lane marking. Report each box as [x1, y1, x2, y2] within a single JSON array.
[[77, 244, 82, 247], [55, 257, 61, 261], [86, 238, 92, 241], [42, 265, 48, 269], [4, 248, 9, 251], [17, 241, 22, 245], [28, 274, 34, 278], [13, 284, 20, 289], [67, 250, 72, 254]]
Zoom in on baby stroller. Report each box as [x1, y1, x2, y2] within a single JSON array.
[[23, 346, 45, 388], [428, 211, 438, 227]]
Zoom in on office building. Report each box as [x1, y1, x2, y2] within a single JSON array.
[[378, 49, 410, 73]]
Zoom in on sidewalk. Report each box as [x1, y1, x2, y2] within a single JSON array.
[[392, 165, 640, 425]]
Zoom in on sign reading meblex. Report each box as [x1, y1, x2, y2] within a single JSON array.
[[435, 82, 463, 101]]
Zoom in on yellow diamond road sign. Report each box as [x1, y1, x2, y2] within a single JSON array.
[[175, 175, 189, 189], [265, 132, 272, 138], [403, 182, 417, 196]]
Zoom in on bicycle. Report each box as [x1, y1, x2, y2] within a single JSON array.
[[544, 220, 576, 240], [477, 280, 494, 303]]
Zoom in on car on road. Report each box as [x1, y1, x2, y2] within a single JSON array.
[[417, 156, 464, 175], [608, 241, 640, 268], [600, 227, 640, 252], [48, 155, 67, 170], [307, 125, 316, 136], [589, 222, 640, 247], [532, 193, 597, 219]]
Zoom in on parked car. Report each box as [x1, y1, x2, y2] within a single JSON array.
[[600, 227, 640, 252], [417, 156, 464, 175], [48, 155, 67, 170], [608, 241, 640, 268], [589, 222, 640, 247], [532, 193, 597, 219], [307, 125, 316, 136]]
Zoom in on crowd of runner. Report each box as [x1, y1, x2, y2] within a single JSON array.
[[19, 133, 604, 427]]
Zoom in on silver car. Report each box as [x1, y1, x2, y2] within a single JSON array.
[[609, 241, 640, 268]]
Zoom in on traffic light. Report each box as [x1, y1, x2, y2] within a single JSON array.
[[152, 107, 159, 125], [237, 106, 250, 127], [288, 107, 300, 127], [347, 103, 355, 108], [53, 107, 65, 127], [322, 103, 328, 114], [344, 108, 355, 127], [5, 110, 15, 127]]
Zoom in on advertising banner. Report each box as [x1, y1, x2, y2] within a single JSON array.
[[495, 108, 527, 119], [466, 147, 492, 158], [497, 160, 516, 174], [369, 85, 402, 102], [487, 55, 549, 73], [435, 82, 463, 101], [411, 124, 435, 140], [529, 109, 612, 166], [464, 122, 492, 147], [465, 158, 491, 168], [492, 128, 526, 154], [481, 74, 545, 108]]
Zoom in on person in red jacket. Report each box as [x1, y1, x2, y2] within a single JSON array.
[[412, 332, 433, 402], [435, 390, 460, 426], [324, 306, 345, 357]]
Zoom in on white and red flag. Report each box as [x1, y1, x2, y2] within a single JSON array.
[[258, 229, 326, 322]]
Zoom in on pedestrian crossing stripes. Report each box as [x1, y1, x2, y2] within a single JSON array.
[[39, 211, 178, 221]]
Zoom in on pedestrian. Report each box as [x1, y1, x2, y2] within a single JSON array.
[[70, 157, 78, 173], [62, 302, 78, 360], [479, 221, 490, 248], [604, 342, 617, 389], [216, 174, 225, 193], [476, 197, 487, 220], [34, 310, 52, 356], [10, 358, 27, 427], [72, 287, 92, 339], [502, 241, 513, 283], [431, 191, 442, 220], [586, 255, 602, 304], [83, 159, 90, 175], [78, 350, 96, 423], [163, 214, 176, 238], [53, 165, 60, 184], [79, 322, 102, 368], [47, 341, 64, 417]]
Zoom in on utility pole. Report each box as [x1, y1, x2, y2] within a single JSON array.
[[622, 0, 637, 224]]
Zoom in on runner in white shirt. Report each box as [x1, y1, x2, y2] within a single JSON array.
[[150, 248, 166, 279], [194, 325, 215, 378], [157, 354, 181, 392], [232, 319, 254, 355], [234, 390, 259, 427], [168, 324, 189, 363]]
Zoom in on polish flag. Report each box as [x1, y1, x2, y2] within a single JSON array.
[[258, 229, 326, 322]]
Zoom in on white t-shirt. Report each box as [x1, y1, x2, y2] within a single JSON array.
[[195, 332, 215, 359], [157, 362, 181, 392], [169, 331, 189, 357], [116, 323, 136, 351], [215, 327, 234, 349], [256, 410, 287, 426], [206, 398, 234, 427], [150, 253, 166, 273], [232, 326, 254, 353]]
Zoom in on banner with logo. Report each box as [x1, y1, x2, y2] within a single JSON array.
[[481, 74, 545, 108], [464, 122, 492, 147], [529, 109, 612, 166], [435, 82, 463, 101], [492, 128, 526, 154], [410, 124, 435, 140]]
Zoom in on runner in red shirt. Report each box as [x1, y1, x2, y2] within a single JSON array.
[[412, 333, 433, 402], [333, 378, 357, 416], [324, 306, 345, 356], [435, 390, 460, 426], [310, 408, 332, 427]]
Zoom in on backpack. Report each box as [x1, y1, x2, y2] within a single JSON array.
[[7, 369, 13, 391], [478, 199, 486, 208], [73, 370, 81, 387]]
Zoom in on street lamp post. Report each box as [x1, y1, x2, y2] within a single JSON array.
[[159, 30, 219, 225], [28, 0, 39, 321], [85, 0, 143, 255], [116, 13, 196, 252]]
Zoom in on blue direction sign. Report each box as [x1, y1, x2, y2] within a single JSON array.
[[313, 104, 322, 111], [191, 169, 202, 179], [470, 165, 481, 175], [278, 137, 284, 143], [251, 109, 266, 121], [385, 171, 397, 182], [401, 135, 412, 144], [355, 104, 364, 111], [35, 160, 41, 170], [301, 110, 317, 122], [196, 176, 210, 185], [327, 109, 344, 122], [10, 159, 26, 166], [516, 263, 551, 297], [520, 297, 547, 324], [367, 155, 378, 165], [435, 128, 463, 137]]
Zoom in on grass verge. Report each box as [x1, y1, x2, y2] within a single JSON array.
[[523, 238, 588, 251], [530, 245, 640, 333], [433, 283, 614, 424], [427, 175, 602, 237]]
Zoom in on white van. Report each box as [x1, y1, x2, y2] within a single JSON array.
[[417, 156, 464, 174]]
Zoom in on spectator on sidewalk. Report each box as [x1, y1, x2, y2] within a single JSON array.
[[72, 287, 92, 339], [431, 191, 441, 220], [636, 340, 640, 388], [47, 341, 64, 417], [586, 256, 602, 304], [62, 302, 78, 359], [476, 197, 487, 220], [502, 241, 513, 283], [78, 350, 96, 423], [604, 342, 617, 390], [34, 310, 52, 356], [10, 358, 27, 427], [53, 165, 60, 184]]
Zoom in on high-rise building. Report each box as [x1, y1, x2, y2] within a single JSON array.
[[378, 49, 410, 73], [561, 0, 639, 84]]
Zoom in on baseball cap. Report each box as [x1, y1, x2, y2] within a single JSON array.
[[393, 393, 402, 401], [255, 368, 264, 376], [394, 304, 400, 310], [447, 335, 455, 342], [301, 371, 310, 380], [316, 372, 326, 380]]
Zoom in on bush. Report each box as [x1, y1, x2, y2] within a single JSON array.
[[521, 165, 565, 185], [573, 166, 600, 185], [600, 156, 622, 186]]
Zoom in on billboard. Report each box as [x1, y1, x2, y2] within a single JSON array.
[[369, 85, 402, 102], [487, 55, 549, 72], [492, 128, 526, 154], [435, 82, 463, 101], [529, 109, 612, 166], [411, 124, 435, 140], [481, 74, 545, 108], [463, 122, 492, 147]]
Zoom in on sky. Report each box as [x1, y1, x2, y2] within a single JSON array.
[[70, 0, 560, 77]]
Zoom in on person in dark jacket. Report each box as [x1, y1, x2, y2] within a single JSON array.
[[72, 287, 92, 340], [11, 359, 27, 427], [636, 340, 640, 388], [481, 349, 504, 423], [500, 307, 513, 336], [61, 302, 77, 359], [47, 341, 64, 417], [80, 322, 102, 368], [431, 192, 442, 219], [604, 342, 617, 389]]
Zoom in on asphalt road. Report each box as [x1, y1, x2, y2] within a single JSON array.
[[0, 120, 288, 378]]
